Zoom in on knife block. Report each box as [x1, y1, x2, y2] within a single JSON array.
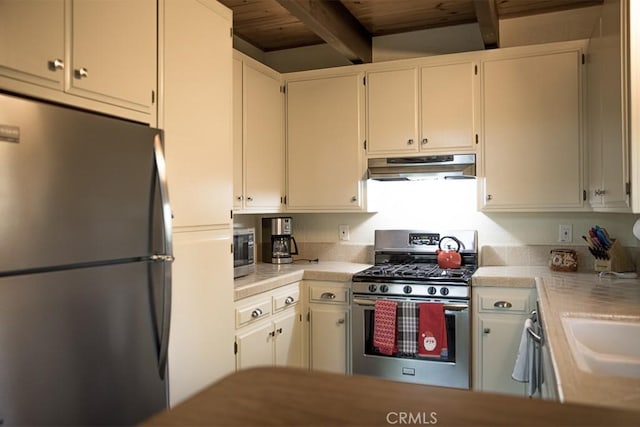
[[593, 240, 635, 272]]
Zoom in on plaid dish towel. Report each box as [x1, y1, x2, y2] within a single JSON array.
[[397, 301, 418, 355], [373, 300, 398, 355]]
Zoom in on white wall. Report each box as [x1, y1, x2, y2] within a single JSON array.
[[285, 180, 640, 248], [499, 5, 601, 48], [373, 23, 484, 62]]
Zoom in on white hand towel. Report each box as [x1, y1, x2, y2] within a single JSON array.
[[512, 318, 533, 382]]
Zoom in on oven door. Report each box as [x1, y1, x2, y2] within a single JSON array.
[[351, 295, 470, 389]]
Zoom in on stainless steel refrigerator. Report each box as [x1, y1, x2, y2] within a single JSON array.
[[0, 92, 173, 425]]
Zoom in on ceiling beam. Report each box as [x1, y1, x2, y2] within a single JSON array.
[[473, 0, 500, 49], [275, 0, 372, 64]]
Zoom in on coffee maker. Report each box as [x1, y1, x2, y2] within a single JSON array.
[[262, 217, 298, 264]]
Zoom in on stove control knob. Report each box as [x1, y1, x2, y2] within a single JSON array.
[[440, 287, 449, 296], [403, 285, 412, 294], [368, 284, 378, 293], [380, 285, 389, 293], [427, 286, 437, 295]]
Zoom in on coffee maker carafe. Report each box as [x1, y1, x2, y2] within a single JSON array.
[[262, 217, 298, 264]]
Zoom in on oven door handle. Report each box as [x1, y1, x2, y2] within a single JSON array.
[[352, 298, 468, 311]]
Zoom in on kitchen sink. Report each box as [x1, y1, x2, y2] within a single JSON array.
[[561, 316, 640, 378]]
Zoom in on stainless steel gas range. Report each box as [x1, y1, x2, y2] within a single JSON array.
[[351, 229, 477, 389]]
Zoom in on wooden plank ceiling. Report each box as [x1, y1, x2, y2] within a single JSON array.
[[219, 0, 602, 63]]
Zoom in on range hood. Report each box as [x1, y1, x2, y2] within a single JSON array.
[[367, 154, 476, 181]]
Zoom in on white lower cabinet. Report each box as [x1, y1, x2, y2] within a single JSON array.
[[306, 281, 350, 374], [472, 286, 537, 396], [235, 283, 303, 370]]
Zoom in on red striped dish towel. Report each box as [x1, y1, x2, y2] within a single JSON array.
[[418, 303, 448, 358], [373, 300, 398, 355]]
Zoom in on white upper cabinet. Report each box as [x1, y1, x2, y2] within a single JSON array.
[[587, 0, 631, 211], [285, 72, 367, 211], [161, 0, 233, 227], [366, 59, 477, 156], [366, 67, 419, 155], [480, 43, 586, 211], [233, 58, 244, 211], [420, 61, 477, 152], [631, 0, 640, 213], [0, 0, 65, 90], [0, 0, 157, 123], [67, 0, 156, 113], [233, 53, 285, 213]]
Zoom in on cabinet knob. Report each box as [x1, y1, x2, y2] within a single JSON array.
[[276, 327, 283, 334], [285, 296, 295, 305], [595, 189, 607, 196], [247, 196, 253, 202], [483, 328, 491, 334], [486, 194, 493, 201], [493, 300, 513, 309], [421, 138, 428, 145], [351, 196, 357, 203], [251, 308, 263, 318], [75, 67, 89, 79], [237, 195, 243, 201], [337, 318, 345, 325], [320, 292, 336, 300], [407, 139, 414, 145], [49, 58, 65, 71]]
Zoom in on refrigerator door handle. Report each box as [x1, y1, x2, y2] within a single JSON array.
[[153, 134, 173, 379]]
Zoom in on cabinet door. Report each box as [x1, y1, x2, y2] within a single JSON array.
[[482, 50, 583, 210], [162, 0, 232, 227], [366, 68, 419, 155], [286, 74, 365, 210], [420, 61, 476, 151], [587, 2, 630, 210], [68, 0, 156, 113], [274, 308, 303, 368], [477, 315, 527, 396], [0, 0, 65, 90], [243, 63, 285, 210], [169, 229, 235, 406], [309, 305, 349, 374], [233, 58, 244, 210], [236, 322, 274, 370]]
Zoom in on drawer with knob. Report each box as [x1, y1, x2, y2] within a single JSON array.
[[309, 286, 349, 304], [235, 298, 271, 328], [273, 288, 300, 312], [476, 288, 535, 315]]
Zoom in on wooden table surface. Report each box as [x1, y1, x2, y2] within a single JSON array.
[[143, 367, 640, 426]]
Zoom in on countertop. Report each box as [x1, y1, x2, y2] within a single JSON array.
[[143, 367, 640, 426], [473, 266, 640, 411], [235, 263, 640, 411], [233, 261, 371, 300]]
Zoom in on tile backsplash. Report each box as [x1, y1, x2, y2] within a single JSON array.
[[294, 242, 640, 273]]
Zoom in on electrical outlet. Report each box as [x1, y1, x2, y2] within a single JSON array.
[[559, 224, 572, 243], [339, 225, 350, 241]]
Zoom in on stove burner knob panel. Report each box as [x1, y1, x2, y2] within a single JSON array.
[[403, 285, 412, 294], [380, 285, 389, 293], [368, 284, 378, 293], [440, 287, 450, 296], [427, 286, 437, 295]]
